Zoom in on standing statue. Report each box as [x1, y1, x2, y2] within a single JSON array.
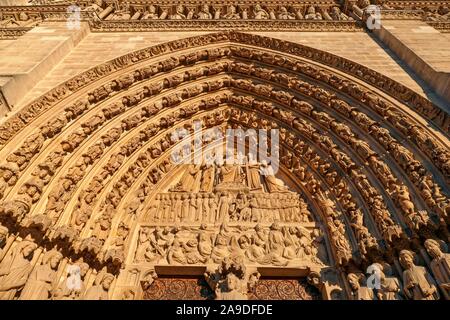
[[424, 239, 450, 299], [170, 4, 186, 19], [0, 162, 19, 199], [277, 6, 296, 19], [200, 163, 215, 192], [246, 158, 262, 190], [217, 192, 231, 222], [83, 273, 114, 300], [174, 164, 201, 192], [261, 161, 289, 193], [210, 223, 232, 263], [305, 6, 322, 20], [399, 250, 439, 300], [253, 4, 269, 19], [19, 250, 63, 300], [197, 4, 212, 19], [218, 163, 240, 184], [347, 273, 374, 300], [369, 263, 402, 300], [53, 262, 90, 300], [223, 5, 240, 19], [0, 240, 37, 300], [142, 5, 159, 20]]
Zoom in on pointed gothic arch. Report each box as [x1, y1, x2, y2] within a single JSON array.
[[0, 32, 448, 300]]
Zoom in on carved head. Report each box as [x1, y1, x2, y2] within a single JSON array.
[[255, 4, 262, 11], [238, 235, 250, 249], [347, 273, 361, 290], [307, 6, 316, 14], [331, 7, 341, 14], [280, 6, 288, 13], [17, 240, 37, 259], [225, 273, 241, 291], [78, 262, 90, 278], [424, 239, 443, 258], [228, 5, 236, 14], [102, 274, 114, 290], [0, 162, 18, 182], [369, 263, 385, 281], [149, 5, 156, 13], [399, 250, 415, 269], [43, 250, 63, 269], [201, 4, 209, 12], [176, 4, 184, 14], [270, 221, 281, 231]]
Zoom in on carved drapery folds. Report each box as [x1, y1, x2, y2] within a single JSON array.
[[0, 32, 449, 299]]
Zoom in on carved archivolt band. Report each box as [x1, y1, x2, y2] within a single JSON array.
[[0, 32, 449, 300]]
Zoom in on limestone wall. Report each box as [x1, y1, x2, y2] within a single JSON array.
[[0, 26, 440, 112]]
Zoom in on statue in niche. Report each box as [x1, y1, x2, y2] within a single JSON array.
[[83, 273, 114, 300], [197, 4, 212, 19], [0, 240, 37, 300], [217, 162, 240, 184], [53, 262, 89, 300], [261, 161, 289, 193], [135, 227, 152, 263], [399, 250, 439, 300], [19, 250, 63, 300], [347, 273, 374, 300], [330, 7, 351, 20], [92, 204, 114, 242], [0, 162, 19, 199], [246, 157, 262, 191], [172, 164, 201, 192], [217, 192, 231, 222], [147, 194, 160, 220], [0, 225, 8, 258], [253, 4, 269, 19], [277, 7, 296, 19], [369, 263, 402, 300], [205, 256, 259, 300], [223, 4, 240, 19], [170, 4, 186, 19], [142, 5, 159, 20], [200, 163, 215, 192], [211, 223, 232, 263], [305, 6, 322, 20], [180, 194, 190, 221], [424, 239, 450, 298]]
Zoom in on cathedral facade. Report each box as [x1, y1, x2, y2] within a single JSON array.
[[0, 0, 449, 300]]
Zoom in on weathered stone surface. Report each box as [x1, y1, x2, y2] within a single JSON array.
[[0, 0, 449, 301]]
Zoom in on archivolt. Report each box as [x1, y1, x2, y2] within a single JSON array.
[[0, 32, 448, 273]]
